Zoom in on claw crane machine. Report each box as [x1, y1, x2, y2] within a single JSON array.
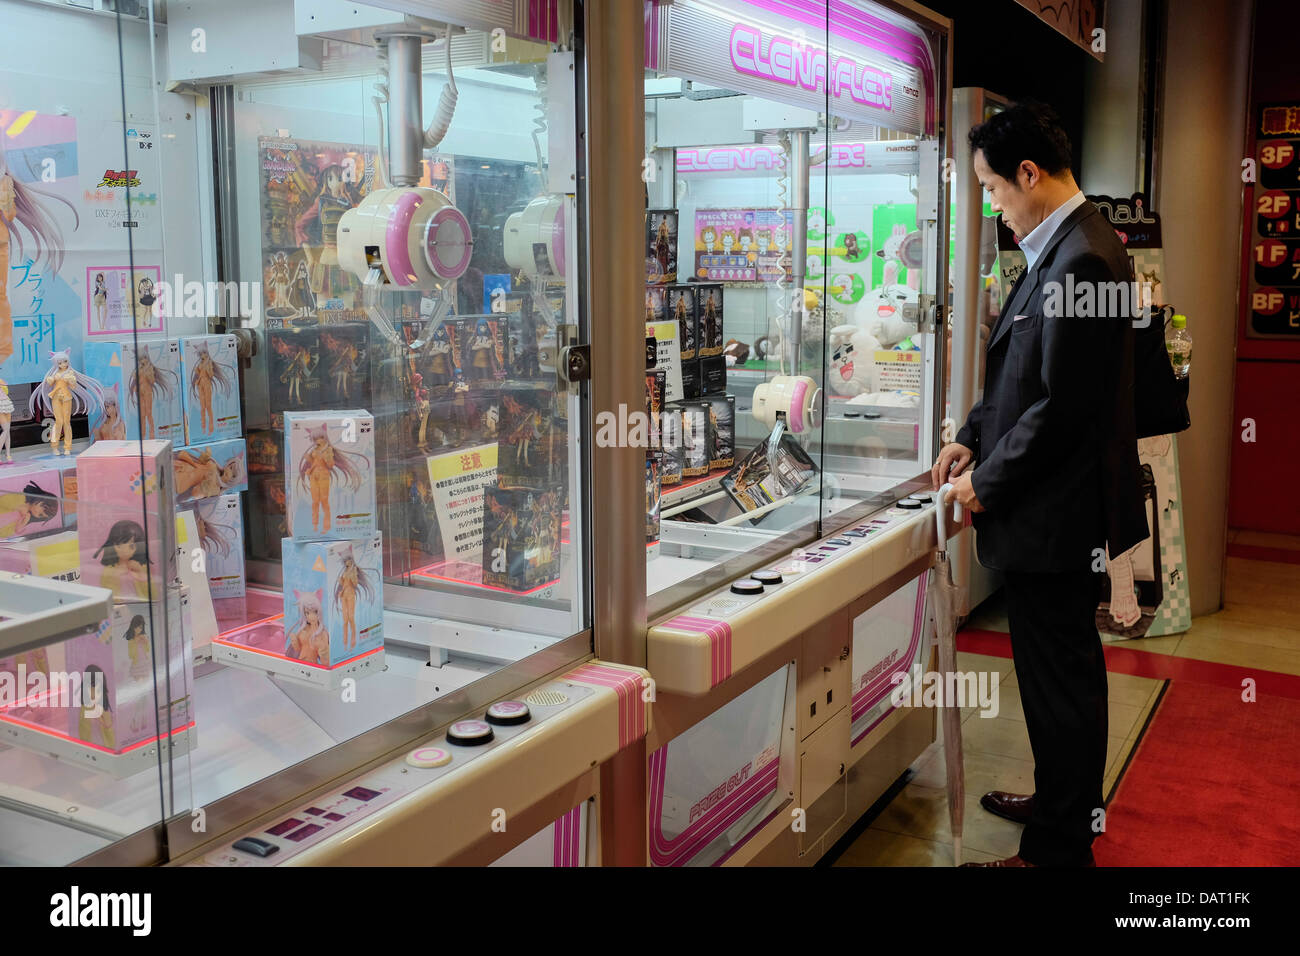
[[630, 0, 960, 865], [0, 0, 652, 868]]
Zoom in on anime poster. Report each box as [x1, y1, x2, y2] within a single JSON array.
[[258, 137, 377, 325], [85, 265, 162, 335], [0, 109, 83, 384], [692, 208, 793, 282]]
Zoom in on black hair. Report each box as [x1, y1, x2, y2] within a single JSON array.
[[968, 100, 1073, 183], [125, 614, 147, 640], [94, 520, 153, 567], [82, 664, 112, 712], [21, 480, 58, 520]]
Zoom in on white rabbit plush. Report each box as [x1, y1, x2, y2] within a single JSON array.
[[826, 324, 882, 397], [847, 261, 920, 347]]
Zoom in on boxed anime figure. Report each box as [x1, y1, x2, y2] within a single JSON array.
[[680, 359, 701, 401], [700, 354, 727, 394], [659, 406, 683, 485], [250, 476, 289, 561], [245, 429, 283, 474], [667, 285, 696, 361], [505, 295, 547, 380], [180, 334, 242, 442], [173, 437, 247, 503], [703, 394, 736, 470], [645, 368, 666, 450], [646, 454, 661, 544], [644, 286, 667, 325], [84, 339, 183, 443], [318, 323, 370, 408], [76, 440, 176, 601], [646, 209, 679, 284], [696, 284, 724, 356], [64, 590, 195, 754], [195, 494, 245, 598], [0, 466, 66, 539], [497, 384, 561, 487], [267, 327, 321, 429], [679, 402, 710, 477], [284, 411, 376, 541], [481, 485, 562, 592], [281, 532, 384, 667], [450, 316, 507, 385]]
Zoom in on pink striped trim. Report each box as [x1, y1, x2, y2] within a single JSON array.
[[644, 0, 661, 69], [567, 663, 647, 748], [648, 745, 781, 866], [851, 570, 928, 745], [551, 804, 582, 867], [528, 0, 559, 44], [663, 615, 733, 687]]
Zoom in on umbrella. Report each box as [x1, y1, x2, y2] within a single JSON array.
[[932, 484, 965, 865]]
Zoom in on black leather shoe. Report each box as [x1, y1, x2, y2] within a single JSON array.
[[980, 790, 1034, 824]]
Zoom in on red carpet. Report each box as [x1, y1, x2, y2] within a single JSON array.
[[1094, 681, 1300, 866]]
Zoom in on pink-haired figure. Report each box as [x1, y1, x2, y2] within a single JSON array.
[[297, 424, 368, 534], [0, 152, 78, 365]]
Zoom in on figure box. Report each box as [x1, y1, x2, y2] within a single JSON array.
[[318, 323, 371, 408], [173, 437, 247, 503], [497, 384, 562, 487], [451, 315, 507, 385], [281, 532, 384, 667], [646, 453, 661, 544], [64, 590, 196, 755], [645, 368, 666, 451], [245, 429, 284, 474], [267, 327, 321, 428], [696, 284, 724, 357], [700, 354, 727, 394], [646, 209, 679, 284], [659, 406, 684, 486], [194, 494, 245, 599], [703, 394, 736, 470], [0, 466, 67, 539], [76, 440, 177, 601], [84, 339, 183, 443], [667, 285, 696, 361], [284, 411, 377, 540], [481, 485, 562, 592], [679, 402, 710, 477], [180, 334, 242, 443]]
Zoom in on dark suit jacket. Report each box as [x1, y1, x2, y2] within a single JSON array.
[[956, 200, 1148, 572]]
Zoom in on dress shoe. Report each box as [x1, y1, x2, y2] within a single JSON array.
[[980, 790, 1034, 824]]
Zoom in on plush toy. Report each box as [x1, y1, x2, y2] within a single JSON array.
[[846, 261, 920, 347], [826, 324, 882, 397]]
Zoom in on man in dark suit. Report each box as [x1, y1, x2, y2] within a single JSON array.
[[932, 102, 1147, 867]]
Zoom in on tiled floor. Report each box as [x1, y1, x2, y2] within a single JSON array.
[[834, 545, 1300, 866]]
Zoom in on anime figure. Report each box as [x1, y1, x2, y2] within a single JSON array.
[[123, 614, 152, 682], [77, 665, 115, 750], [291, 258, 317, 315], [93, 520, 153, 600], [700, 291, 719, 346], [738, 228, 754, 254], [0, 152, 78, 366], [285, 588, 328, 665], [422, 323, 455, 387], [134, 275, 157, 329], [333, 546, 377, 652], [720, 230, 736, 256], [295, 163, 358, 299], [297, 424, 369, 534], [29, 349, 107, 455], [701, 226, 717, 255], [0, 479, 59, 537], [322, 333, 359, 401], [174, 447, 244, 501], [92, 272, 109, 330], [188, 339, 235, 436], [411, 372, 433, 451], [93, 384, 127, 441], [485, 497, 517, 558], [273, 337, 315, 407], [674, 294, 693, 352], [0, 376, 12, 461], [462, 319, 501, 382], [267, 252, 293, 309], [129, 344, 178, 440], [502, 395, 545, 472], [654, 217, 672, 278], [756, 229, 771, 255]]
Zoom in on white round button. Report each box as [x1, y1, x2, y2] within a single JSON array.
[[486, 700, 531, 726], [447, 720, 494, 746], [406, 746, 452, 768]]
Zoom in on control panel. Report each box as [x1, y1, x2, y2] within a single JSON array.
[[192, 681, 596, 866]]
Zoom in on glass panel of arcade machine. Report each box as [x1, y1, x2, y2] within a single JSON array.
[[816, 6, 947, 528], [0, 0, 190, 863], [146, 11, 589, 841], [645, 46, 832, 617]]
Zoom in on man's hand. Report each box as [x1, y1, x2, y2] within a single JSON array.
[[931, 442, 974, 490], [946, 471, 985, 513]]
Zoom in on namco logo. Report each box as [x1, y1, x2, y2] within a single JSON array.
[[96, 169, 142, 189]]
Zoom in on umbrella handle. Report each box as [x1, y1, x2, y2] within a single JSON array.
[[937, 482, 963, 550]]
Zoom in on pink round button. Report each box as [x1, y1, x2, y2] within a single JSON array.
[[447, 720, 493, 746]]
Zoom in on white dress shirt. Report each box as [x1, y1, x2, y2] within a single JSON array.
[[1018, 190, 1086, 271]]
